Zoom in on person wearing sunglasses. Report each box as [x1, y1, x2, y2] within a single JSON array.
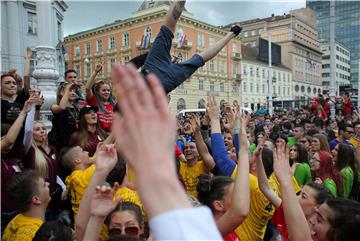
[[309, 151, 341, 197], [329, 123, 353, 151]]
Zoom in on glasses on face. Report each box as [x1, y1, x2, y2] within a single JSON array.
[[109, 226, 140, 237]]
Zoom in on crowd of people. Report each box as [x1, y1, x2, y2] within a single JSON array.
[[1, 1, 360, 241]]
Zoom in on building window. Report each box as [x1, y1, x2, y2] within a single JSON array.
[[243, 64, 247, 75], [262, 68, 265, 78], [124, 56, 130, 63], [262, 84, 266, 93], [145, 26, 152, 36], [198, 33, 204, 47], [109, 36, 115, 49], [57, 21, 62, 41], [232, 63, 237, 75], [198, 99, 205, 108], [250, 66, 253, 76], [244, 31, 248, 37], [232, 42, 237, 53], [209, 37, 215, 46], [210, 81, 215, 92], [177, 98, 186, 111], [210, 60, 215, 73], [256, 67, 259, 77], [243, 82, 247, 92], [256, 84, 259, 93], [199, 79, 204, 90], [108, 58, 116, 73], [27, 12, 37, 34], [233, 82, 238, 93], [75, 65, 81, 77], [220, 82, 225, 92], [86, 62, 91, 77], [29, 51, 36, 76], [75, 45, 80, 57], [96, 40, 103, 52], [220, 61, 225, 74], [250, 83, 253, 92], [85, 43, 91, 55], [251, 30, 256, 36], [123, 33, 129, 46]]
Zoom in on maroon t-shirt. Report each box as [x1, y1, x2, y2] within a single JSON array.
[[1, 156, 24, 212]]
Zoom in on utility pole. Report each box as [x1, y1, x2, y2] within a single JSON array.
[[268, 33, 273, 116], [329, 0, 336, 118]]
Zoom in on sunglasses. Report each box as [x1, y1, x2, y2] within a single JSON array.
[[109, 226, 140, 237]]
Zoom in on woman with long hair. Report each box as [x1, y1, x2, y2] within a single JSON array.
[[69, 105, 109, 157], [332, 143, 355, 198], [290, 143, 312, 186], [310, 151, 341, 197], [85, 63, 116, 133], [311, 134, 331, 154]]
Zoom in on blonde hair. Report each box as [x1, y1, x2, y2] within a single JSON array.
[[32, 121, 49, 178]]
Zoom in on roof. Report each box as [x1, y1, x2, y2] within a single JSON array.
[[222, 14, 290, 29], [137, 0, 188, 12]]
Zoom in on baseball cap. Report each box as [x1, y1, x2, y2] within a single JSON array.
[[79, 105, 98, 117]]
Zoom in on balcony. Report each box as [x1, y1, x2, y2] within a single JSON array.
[[232, 52, 242, 60], [107, 48, 117, 55], [94, 51, 104, 57], [136, 37, 155, 49], [172, 39, 193, 49], [120, 45, 131, 53], [234, 74, 242, 82]]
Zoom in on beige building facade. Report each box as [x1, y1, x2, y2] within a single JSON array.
[[64, 1, 243, 114]]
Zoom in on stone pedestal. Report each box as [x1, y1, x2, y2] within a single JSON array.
[[32, 1, 59, 127]]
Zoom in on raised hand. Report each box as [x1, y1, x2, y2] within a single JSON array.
[[95, 144, 118, 174], [239, 110, 251, 149], [35, 95, 45, 109], [90, 183, 121, 218], [273, 144, 292, 184], [22, 94, 37, 113], [206, 95, 220, 121], [25, 47, 32, 59], [95, 62, 104, 73], [112, 64, 176, 175], [188, 113, 200, 133]]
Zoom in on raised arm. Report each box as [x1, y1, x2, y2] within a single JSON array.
[[23, 47, 32, 94], [1, 96, 35, 151], [85, 62, 103, 102], [76, 144, 118, 241], [217, 111, 250, 237], [274, 144, 312, 241], [51, 83, 73, 114], [207, 95, 236, 176], [189, 113, 215, 171], [256, 139, 282, 208]]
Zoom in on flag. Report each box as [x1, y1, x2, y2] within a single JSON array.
[[177, 34, 187, 48], [141, 33, 151, 49]]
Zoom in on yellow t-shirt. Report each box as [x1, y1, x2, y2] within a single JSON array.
[[231, 168, 300, 241], [65, 164, 96, 215], [350, 137, 360, 149], [2, 214, 43, 241], [179, 161, 208, 197]]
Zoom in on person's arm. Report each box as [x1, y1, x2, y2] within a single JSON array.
[[85, 63, 103, 102], [75, 144, 118, 241], [1, 96, 35, 151], [256, 139, 282, 208], [23, 47, 32, 94], [34, 95, 44, 121], [216, 112, 250, 237], [51, 84, 73, 114], [23, 106, 35, 154], [189, 114, 215, 171], [164, 0, 186, 33], [206, 95, 236, 176], [128, 53, 148, 69], [112, 65, 222, 240], [199, 25, 241, 62], [273, 144, 312, 241], [83, 184, 121, 241]]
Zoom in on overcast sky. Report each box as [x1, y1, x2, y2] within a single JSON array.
[[64, 0, 306, 36]]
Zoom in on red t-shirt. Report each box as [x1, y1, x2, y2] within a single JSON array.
[[272, 202, 288, 241], [343, 99, 352, 116], [87, 95, 114, 132], [224, 231, 241, 241]]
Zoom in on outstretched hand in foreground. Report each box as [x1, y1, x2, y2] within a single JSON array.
[[112, 64, 191, 219]]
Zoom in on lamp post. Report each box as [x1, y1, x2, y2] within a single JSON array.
[[268, 33, 273, 116]]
